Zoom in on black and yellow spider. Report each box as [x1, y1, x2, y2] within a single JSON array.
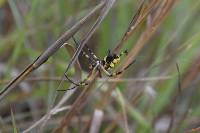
[[61, 37, 136, 91]]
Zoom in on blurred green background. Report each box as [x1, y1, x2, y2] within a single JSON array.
[[0, 0, 200, 132]]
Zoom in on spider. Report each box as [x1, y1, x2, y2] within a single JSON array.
[[59, 37, 136, 91]]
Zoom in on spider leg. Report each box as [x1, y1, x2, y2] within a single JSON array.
[[100, 59, 136, 77], [64, 64, 98, 89], [64, 74, 84, 86], [110, 59, 136, 77], [57, 73, 90, 91], [59, 36, 97, 89], [62, 53, 94, 88], [58, 64, 98, 91], [119, 50, 128, 57], [100, 65, 112, 76]]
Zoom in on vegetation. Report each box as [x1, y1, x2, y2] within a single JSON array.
[[0, 0, 200, 132]]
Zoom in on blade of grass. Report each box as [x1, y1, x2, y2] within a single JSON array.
[[10, 107, 18, 133]]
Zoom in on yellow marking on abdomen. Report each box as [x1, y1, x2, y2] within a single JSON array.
[[113, 57, 120, 64], [110, 62, 114, 68]]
